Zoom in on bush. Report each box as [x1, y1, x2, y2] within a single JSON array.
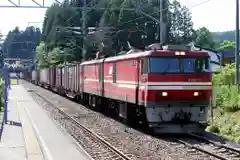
[[212, 64, 235, 85], [212, 64, 240, 112], [206, 125, 220, 133]]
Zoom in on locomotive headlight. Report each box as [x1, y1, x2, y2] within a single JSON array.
[[180, 51, 185, 55], [175, 52, 180, 55], [162, 92, 168, 96], [194, 92, 199, 96], [175, 51, 185, 55]]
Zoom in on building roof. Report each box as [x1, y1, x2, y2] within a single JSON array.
[[194, 45, 218, 53], [191, 44, 221, 72]]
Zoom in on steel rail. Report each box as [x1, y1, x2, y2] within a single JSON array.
[[172, 133, 240, 160], [189, 133, 240, 154], [35, 92, 131, 160]]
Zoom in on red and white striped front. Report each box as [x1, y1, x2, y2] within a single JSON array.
[[139, 81, 211, 102], [138, 74, 212, 102]]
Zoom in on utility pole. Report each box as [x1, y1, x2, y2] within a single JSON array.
[[236, 0, 239, 85], [81, 0, 87, 60], [159, 0, 163, 43], [64, 47, 67, 65], [159, 0, 167, 44]]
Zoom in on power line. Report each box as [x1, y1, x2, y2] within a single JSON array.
[[64, 0, 96, 24], [105, 0, 212, 40], [51, 0, 213, 41], [116, 0, 212, 27], [56, 0, 212, 31]]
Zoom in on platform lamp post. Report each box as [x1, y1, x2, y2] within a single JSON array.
[[236, 0, 240, 86]]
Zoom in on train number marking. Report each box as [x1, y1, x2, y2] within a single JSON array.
[[188, 79, 201, 82]]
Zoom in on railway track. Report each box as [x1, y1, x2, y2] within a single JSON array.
[[25, 81, 237, 160], [173, 133, 240, 160], [34, 92, 132, 160]]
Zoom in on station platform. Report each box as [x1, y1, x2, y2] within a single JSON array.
[[0, 83, 92, 160]]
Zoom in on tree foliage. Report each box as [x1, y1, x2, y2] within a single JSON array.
[[35, 42, 49, 69], [0, 31, 2, 41], [212, 30, 237, 42], [195, 27, 216, 49], [39, 0, 195, 67], [218, 40, 234, 51], [2, 26, 41, 60]]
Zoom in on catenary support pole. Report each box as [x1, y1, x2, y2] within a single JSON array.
[[81, 0, 87, 60], [159, 0, 163, 43], [159, 0, 167, 44], [236, 0, 240, 85]]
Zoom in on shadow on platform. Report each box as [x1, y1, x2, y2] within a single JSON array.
[[0, 121, 22, 141], [6, 120, 22, 127]]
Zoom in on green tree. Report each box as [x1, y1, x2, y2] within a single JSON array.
[[40, 0, 196, 62], [2, 26, 41, 60], [35, 42, 49, 69], [195, 27, 216, 48], [168, 1, 194, 44], [179, 6, 194, 43], [47, 47, 63, 66], [0, 31, 2, 40], [218, 40, 234, 50]]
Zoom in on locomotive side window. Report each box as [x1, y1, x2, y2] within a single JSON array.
[[141, 59, 148, 74], [183, 58, 210, 73], [113, 63, 116, 83]]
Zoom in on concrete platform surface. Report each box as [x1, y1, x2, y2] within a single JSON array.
[[0, 84, 92, 160]]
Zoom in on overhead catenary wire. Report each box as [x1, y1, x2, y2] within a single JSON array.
[[60, 0, 212, 30], [64, 0, 97, 25], [52, 0, 213, 49], [116, 0, 212, 28], [63, 0, 213, 37], [101, 0, 212, 41]]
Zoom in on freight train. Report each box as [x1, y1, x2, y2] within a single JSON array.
[[23, 44, 212, 134]]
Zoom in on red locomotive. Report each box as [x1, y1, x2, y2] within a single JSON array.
[[27, 44, 212, 134]]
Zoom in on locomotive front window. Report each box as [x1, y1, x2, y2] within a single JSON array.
[[149, 58, 180, 73], [183, 58, 210, 73]]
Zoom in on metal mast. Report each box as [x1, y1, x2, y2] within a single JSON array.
[[159, 0, 167, 44], [236, 0, 239, 85], [81, 0, 87, 60], [159, 0, 163, 43]]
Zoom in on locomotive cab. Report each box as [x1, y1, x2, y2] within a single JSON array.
[[139, 44, 212, 134]]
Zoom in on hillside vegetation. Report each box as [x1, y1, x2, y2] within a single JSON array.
[[212, 31, 235, 42], [207, 64, 240, 142]]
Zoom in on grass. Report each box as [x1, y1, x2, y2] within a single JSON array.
[[206, 108, 240, 142], [207, 84, 240, 142]]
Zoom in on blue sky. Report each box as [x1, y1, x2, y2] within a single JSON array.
[[0, 0, 236, 37]]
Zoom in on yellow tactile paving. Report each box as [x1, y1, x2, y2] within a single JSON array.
[[17, 100, 44, 160]]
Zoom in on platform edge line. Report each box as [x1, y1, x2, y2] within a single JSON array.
[[24, 107, 54, 160], [17, 100, 45, 160], [47, 111, 94, 160], [32, 91, 94, 160]]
